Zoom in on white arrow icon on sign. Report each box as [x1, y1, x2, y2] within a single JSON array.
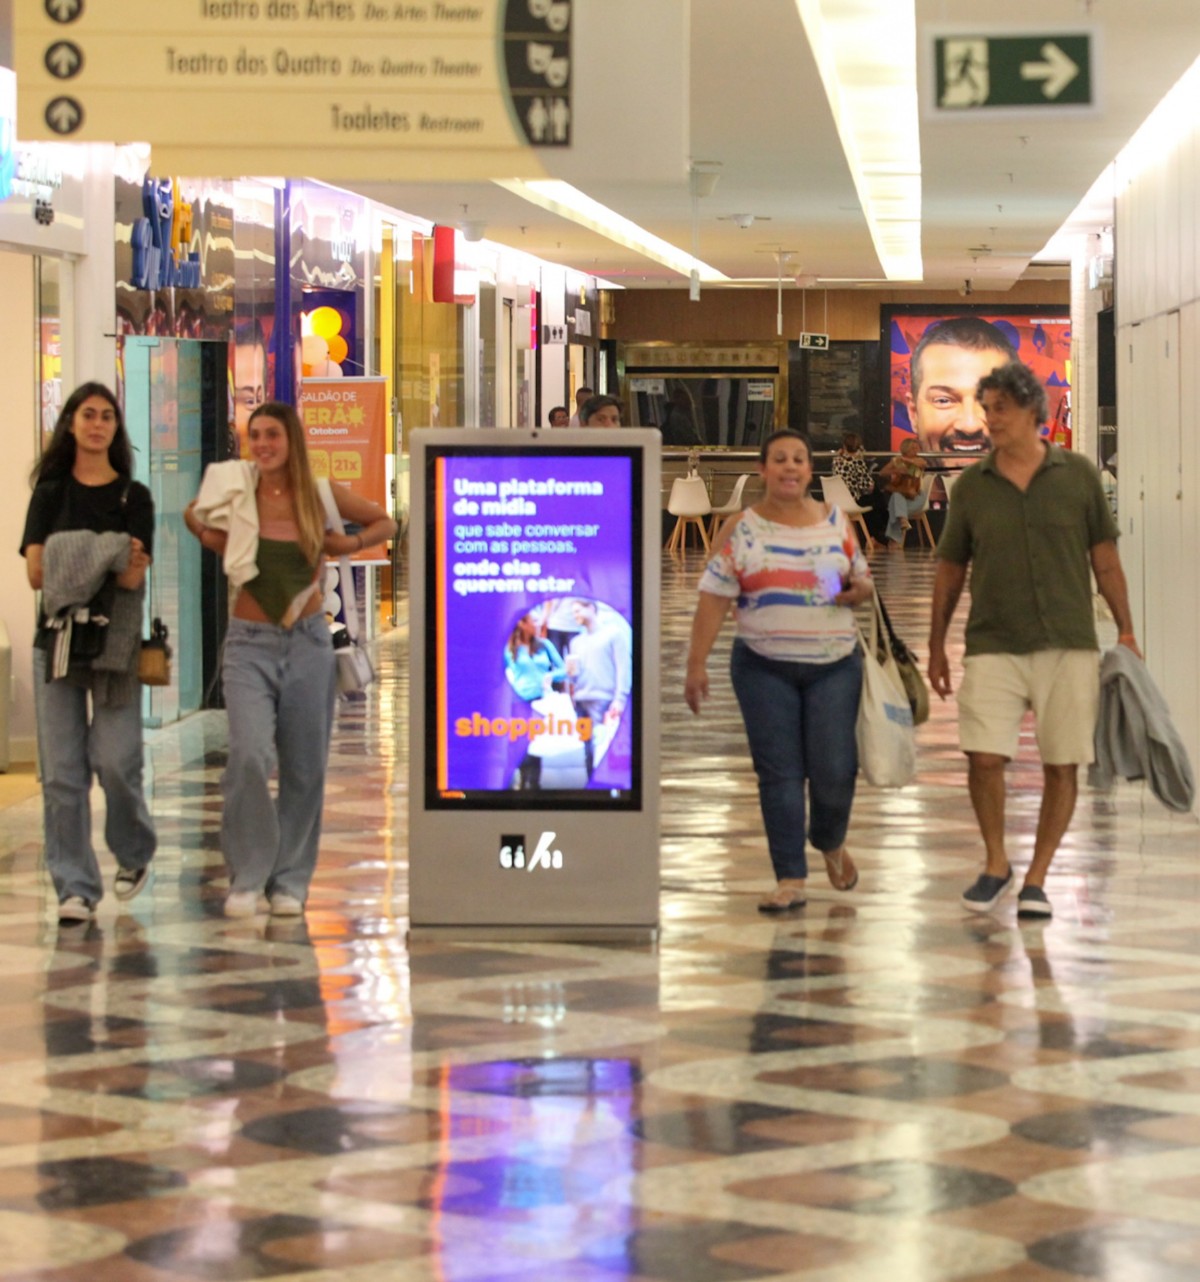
[[1020, 42, 1079, 99], [46, 0, 83, 22], [45, 42, 82, 78], [45, 97, 82, 134]]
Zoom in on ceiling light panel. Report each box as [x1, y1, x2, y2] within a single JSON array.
[[494, 179, 730, 283], [795, 0, 923, 281]]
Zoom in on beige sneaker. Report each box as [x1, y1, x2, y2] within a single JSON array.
[[58, 896, 93, 924], [269, 893, 304, 917], [224, 890, 260, 918]]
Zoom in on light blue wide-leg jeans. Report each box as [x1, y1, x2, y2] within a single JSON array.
[[220, 614, 337, 901], [886, 492, 928, 543], [33, 648, 157, 906]]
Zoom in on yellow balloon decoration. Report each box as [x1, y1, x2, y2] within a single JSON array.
[[310, 307, 342, 340]]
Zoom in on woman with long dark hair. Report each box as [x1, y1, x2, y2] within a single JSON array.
[[20, 382, 156, 924], [504, 612, 566, 700], [185, 402, 396, 918]]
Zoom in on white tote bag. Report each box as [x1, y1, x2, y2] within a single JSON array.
[[317, 479, 376, 694], [856, 595, 916, 787]]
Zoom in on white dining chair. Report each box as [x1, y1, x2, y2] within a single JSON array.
[[666, 475, 712, 554], [819, 474, 876, 551], [914, 472, 936, 547], [707, 472, 752, 540]]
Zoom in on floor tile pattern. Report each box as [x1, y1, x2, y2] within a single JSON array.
[[0, 545, 1198, 1280]]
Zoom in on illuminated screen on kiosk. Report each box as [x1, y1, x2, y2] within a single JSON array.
[[425, 446, 643, 811]]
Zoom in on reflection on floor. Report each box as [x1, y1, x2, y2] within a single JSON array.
[[2, 545, 1199, 1281]]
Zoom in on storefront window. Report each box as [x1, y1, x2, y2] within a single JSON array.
[[35, 256, 68, 443], [396, 232, 468, 441]]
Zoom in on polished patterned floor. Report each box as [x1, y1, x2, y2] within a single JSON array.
[[1, 546, 1199, 1281]]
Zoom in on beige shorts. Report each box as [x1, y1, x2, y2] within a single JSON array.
[[958, 650, 1100, 764]]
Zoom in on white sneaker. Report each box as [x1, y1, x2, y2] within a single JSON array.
[[224, 890, 261, 918], [58, 896, 93, 924], [269, 893, 304, 917]]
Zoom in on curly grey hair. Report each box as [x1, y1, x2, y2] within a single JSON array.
[[976, 361, 1049, 424]]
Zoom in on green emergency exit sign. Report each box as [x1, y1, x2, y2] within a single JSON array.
[[933, 34, 1093, 111]]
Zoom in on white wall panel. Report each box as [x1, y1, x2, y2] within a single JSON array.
[[1114, 68, 1200, 813], [1117, 320, 1150, 643], [0, 252, 39, 763], [1123, 171, 1149, 322], [1152, 314, 1189, 711], [1181, 108, 1198, 306], [1177, 302, 1200, 781], [1162, 138, 1182, 310]]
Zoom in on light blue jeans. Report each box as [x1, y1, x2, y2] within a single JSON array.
[[220, 614, 337, 902], [886, 492, 927, 543], [33, 648, 156, 906], [730, 641, 862, 881]]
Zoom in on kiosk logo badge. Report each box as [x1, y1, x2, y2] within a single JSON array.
[[500, 832, 564, 871]]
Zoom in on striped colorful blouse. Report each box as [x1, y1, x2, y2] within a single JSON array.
[[698, 506, 870, 663]]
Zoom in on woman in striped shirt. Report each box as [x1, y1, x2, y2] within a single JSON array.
[[685, 430, 874, 912]]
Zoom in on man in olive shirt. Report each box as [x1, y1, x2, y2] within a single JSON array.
[[928, 361, 1141, 920]]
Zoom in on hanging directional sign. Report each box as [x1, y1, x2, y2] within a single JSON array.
[[932, 32, 1094, 112], [13, 0, 578, 180], [799, 332, 830, 351]]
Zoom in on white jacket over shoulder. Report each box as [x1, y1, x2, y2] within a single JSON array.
[[193, 460, 259, 587]]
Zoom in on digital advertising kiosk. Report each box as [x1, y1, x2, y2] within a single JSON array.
[[408, 429, 661, 940]]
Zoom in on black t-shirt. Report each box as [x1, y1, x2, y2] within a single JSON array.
[[20, 476, 155, 557]]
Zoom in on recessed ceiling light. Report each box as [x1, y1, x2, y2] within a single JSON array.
[[794, 0, 923, 281], [494, 179, 729, 283]]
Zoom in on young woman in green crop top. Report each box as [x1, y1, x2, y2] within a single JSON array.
[[185, 402, 397, 918]]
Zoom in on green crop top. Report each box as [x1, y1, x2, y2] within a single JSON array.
[[242, 537, 319, 623]]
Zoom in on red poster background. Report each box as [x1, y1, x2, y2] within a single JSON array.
[[883, 306, 1072, 452]]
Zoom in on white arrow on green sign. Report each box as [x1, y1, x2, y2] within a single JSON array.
[[934, 33, 1092, 111]]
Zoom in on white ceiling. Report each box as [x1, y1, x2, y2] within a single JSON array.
[[344, 0, 1200, 291]]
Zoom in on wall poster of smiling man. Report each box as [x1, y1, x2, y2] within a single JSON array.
[[882, 304, 1072, 457]]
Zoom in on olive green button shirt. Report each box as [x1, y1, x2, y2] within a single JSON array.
[[937, 444, 1119, 656]]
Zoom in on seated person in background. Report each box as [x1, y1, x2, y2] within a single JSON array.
[[547, 405, 569, 428], [834, 429, 889, 540], [832, 431, 875, 501], [878, 436, 928, 551]]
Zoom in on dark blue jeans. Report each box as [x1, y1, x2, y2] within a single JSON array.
[[730, 640, 863, 880]]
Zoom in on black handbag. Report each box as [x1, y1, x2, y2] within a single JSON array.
[[875, 595, 931, 726], [36, 582, 116, 681]]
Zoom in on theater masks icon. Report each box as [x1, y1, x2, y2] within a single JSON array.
[[527, 42, 553, 75]]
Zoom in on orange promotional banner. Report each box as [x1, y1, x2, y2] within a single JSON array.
[[299, 376, 389, 563]]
